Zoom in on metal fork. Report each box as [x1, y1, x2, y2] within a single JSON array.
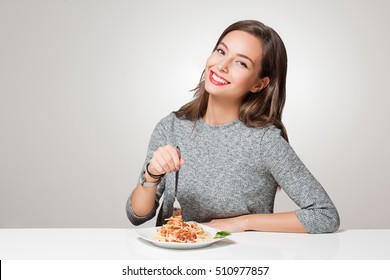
[[173, 146, 182, 217]]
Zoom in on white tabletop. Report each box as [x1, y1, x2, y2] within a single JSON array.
[[0, 228, 389, 260]]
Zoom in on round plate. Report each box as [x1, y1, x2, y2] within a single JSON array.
[[135, 224, 229, 249]]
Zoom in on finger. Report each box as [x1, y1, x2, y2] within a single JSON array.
[[160, 146, 177, 172], [154, 153, 172, 174], [149, 145, 184, 174], [166, 146, 182, 170], [149, 157, 166, 175], [149, 146, 170, 174], [153, 146, 176, 173]]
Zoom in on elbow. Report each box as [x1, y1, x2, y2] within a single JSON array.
[[125, 198, 145, 226], [126, 207, 143, 226], [314, 209, 340, 234], [297, 208, 340, 234], [126, 197, 156, 226], [327, 210, 340, 233]]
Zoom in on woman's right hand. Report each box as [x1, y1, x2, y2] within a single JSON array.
[[148, 145, 185, 176]]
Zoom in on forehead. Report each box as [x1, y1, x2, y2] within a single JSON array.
[[220, 30, 263, 62]]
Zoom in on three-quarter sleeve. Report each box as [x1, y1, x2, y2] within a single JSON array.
[[260, 126, 340, 233]]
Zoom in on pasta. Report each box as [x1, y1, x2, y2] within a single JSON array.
[[153, 215, 212, 243]]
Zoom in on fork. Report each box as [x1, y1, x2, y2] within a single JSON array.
[[173, 146, 182, 217]]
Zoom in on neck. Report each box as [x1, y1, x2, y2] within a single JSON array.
[[203, 95, 240, 125]]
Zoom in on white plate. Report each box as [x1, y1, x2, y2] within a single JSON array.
[[135, 224, 230, 249]]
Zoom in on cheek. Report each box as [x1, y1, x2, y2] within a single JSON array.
[[205, 55, 216, 69], [236, 73, 257, 87], [232, 74, 260, 93]]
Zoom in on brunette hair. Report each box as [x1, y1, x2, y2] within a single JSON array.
[[175, 20, 289, 141]]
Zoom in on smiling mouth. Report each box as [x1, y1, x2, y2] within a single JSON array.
[[209, 71, 230, 86]]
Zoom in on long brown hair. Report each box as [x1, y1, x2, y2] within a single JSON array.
[[175, 20, 289, 141]]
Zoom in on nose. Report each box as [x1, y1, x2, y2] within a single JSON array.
[[217, 58, 229, 73]]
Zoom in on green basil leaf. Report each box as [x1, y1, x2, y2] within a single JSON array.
[[214, 231, 231, 239]]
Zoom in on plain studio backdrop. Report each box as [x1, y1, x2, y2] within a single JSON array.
[[0, 0, 389, 229]]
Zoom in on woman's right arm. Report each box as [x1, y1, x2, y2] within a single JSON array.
[[129, 145, 185, 219], [130, 173, 160, 217]]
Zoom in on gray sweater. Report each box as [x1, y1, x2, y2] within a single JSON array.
[[126, 113, 340, 233]]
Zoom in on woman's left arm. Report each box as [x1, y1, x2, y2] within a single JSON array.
[[206, 127, 340, 234], [204, 211, 308, 233]]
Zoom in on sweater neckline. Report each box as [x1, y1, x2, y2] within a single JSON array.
[[198, 117, 241, 130]]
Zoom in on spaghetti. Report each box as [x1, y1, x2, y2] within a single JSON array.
[[153, 215, 212, 243]]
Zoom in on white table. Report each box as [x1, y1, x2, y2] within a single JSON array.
[[0, 228, 389, 259]]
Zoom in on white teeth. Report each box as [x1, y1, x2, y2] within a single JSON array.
[[212, 73, 228, 85]]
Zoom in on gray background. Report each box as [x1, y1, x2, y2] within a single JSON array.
[[1, 0, 389, 229]]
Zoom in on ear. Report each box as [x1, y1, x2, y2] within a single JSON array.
[[250, 77, 270, 93]]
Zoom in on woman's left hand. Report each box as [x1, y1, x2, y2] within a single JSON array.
[[203, 216, 247, 233]]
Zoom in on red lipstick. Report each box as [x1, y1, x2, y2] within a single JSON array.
[[209, 70, 230, 86]]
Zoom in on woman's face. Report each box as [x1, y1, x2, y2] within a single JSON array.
[[205, 30, 266, 101]]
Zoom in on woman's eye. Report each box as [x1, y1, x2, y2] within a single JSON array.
[[237, 61, 248, 69], [216, 48, 225, 55]]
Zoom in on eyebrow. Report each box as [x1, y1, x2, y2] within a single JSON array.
[[219, 42, 255, 66]]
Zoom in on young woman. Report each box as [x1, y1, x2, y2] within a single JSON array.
[[126, 20, 340, 233]]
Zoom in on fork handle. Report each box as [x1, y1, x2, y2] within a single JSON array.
[[175, 146, 181, 196]]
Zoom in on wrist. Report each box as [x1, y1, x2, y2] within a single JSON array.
[[139, 171, 160, 187], [240, 215, 251, 231], [146, 163, 165, 179], [139, 163, 165, 187], [143, 171, 160, 183]]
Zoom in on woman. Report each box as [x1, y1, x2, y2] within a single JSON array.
[[126, 20, 340, 233]]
